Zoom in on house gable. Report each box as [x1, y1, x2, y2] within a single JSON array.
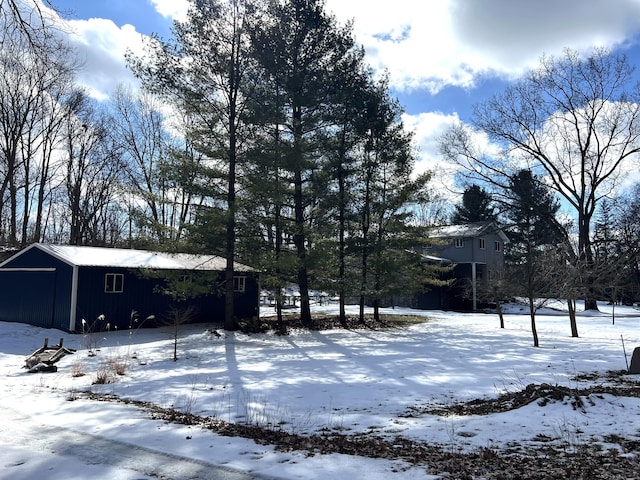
[[0, 244, 75, 330], [421, 222, 510, 311], [428, 222, 508, 269]]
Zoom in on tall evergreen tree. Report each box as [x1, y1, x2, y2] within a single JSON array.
[[128, 0, 260, 330], [239, 85, 297, 332], [350, 76, 432, 322], [505, 169, 563, 250], [249, 0, 357, 327], [314, 52, 370, 327], [503, 169, 564, 346], [451, 185, 495, 224], [593, 199, 618, 263]]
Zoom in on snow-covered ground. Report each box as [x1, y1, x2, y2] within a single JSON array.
[[1, 301, 639, 479]]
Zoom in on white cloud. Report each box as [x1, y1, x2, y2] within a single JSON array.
[[326, 0, 640, 92], [404, 112, 457, 174], [49, 0, 640, 102], [65, 19, 146, 100], [148, 0, 189, 22], [403, 111, 461, 197], [403, 110, 513, 201]]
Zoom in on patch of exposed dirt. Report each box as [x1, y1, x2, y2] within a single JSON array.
[[258, 313, 428, 332], [403, 371, 640, 417], [79, 371, 640, 479]]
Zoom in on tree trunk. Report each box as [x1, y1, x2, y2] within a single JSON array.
[[359, 294, 365, 325], [529, 296, 539, 347], [224, 150, 238, 331], [292, 108, 312, 328], [496, 297, 504, 329], [276, 292, 284, 334], [568, 298, 579, 337], [578, 211, 599, 311], [224, 267, 236, 331], [359, 251, 368, 325], [373, 267, 382, 323], [223, 70, 239, 330], [275, 206, 286, 335], [359, 161, 371, 325], [338, 159, 347, 328], [9, 162, 18, 245], [34, 154, 49, 242]]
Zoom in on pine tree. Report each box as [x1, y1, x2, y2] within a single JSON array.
[[451, 185, 495, 224], [314, 54, 371, 327], [503, 169, 564, 346], [505, 169, 563, 252], [248, 0, 357, 327], [128, 0, 260, 330], [351, 77, 432, 322]]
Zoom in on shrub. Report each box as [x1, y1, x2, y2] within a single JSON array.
[[70, 361, 85, 378], [93, 364, 114, 384], [238, 316, 269, 334]]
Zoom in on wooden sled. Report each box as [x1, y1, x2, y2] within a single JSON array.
[[25, 337, 76, 373]]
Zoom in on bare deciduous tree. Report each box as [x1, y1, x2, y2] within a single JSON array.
[[442, 48, 640, 311], [110, 86, 197, 244], [62, 90, 124, 245], [0, 3, 78, 246], [164, 304, 197, 362]]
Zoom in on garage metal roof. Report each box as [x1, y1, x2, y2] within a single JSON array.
[[1, 244, 255, 272]]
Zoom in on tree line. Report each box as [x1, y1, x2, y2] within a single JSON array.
[[3, 1, 640, 337], [441, 47, 640, 345], [0, 0, 441, 330]]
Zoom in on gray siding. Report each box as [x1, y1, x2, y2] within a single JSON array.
[[433, 232, 505, 276]]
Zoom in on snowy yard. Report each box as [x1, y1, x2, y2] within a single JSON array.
[[1, 302, 640, 479]]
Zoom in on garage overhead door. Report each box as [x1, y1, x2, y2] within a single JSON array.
[[0, 268, 56, 329]]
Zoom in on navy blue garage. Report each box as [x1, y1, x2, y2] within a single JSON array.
[[0, 244, 259, 332]]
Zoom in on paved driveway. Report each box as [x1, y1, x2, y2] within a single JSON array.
[[0, 404, 280, 480]]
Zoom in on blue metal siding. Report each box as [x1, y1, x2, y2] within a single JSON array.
[[235, 273, 260, 319], [0, 245, 260, 332], [0, 248, 74, 331], [0, 270, 56, 328], [76, 267, 161, 331], [75, 268, 258, 331]]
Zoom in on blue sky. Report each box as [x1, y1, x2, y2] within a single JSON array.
[[46, 0, 640, 193], [54, 0, 172, 38], [50, 0, 516, 119]]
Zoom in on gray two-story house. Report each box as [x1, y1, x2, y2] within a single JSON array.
[[415, 222, 509, 311]]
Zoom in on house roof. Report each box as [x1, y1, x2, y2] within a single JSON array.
[[418, 253, 453, 264], [429, 222, 509, 243], [1, 244, 255, 272]]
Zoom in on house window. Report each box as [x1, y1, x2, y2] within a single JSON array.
[[494, 241, 501, 252], [233, 276, 246, 293], [105, 273, 124, 293], [454, 238, 464, 248], [479, 238, 486, 249]]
